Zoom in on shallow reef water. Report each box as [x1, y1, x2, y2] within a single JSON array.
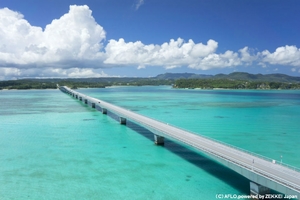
[[0, 86, 299, 199]]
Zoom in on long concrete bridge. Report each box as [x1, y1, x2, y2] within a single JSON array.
[[60, 86, 300, 198]]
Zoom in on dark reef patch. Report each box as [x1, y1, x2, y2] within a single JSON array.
[[83, 119, 96, 121], [214, 116, 225, 118]]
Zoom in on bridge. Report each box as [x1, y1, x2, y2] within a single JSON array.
[[60, 86, 300, 198]]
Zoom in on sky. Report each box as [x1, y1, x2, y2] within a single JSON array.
[[0, 0, 300, 79]]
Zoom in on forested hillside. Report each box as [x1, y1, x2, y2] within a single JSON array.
[[174, 79, 300, 89], [1, 72, 300, 90]]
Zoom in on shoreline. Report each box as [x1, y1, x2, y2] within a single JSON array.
[[1, 85, 300, 91], [174, 87, 299, 91]]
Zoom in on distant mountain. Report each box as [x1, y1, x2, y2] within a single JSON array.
[[2, 72, 300, 90], [214, 72, 300, 83], [154, 73, 212, 79], [154, 72, 300, 83]]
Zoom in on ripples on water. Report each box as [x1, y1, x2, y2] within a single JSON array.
[[0, 87, 299, 199]]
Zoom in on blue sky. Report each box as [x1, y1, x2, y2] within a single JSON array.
[[0, 0, 300, 79]]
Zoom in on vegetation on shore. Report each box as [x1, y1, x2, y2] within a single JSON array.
[[174, 79, 300, 90], [0, 80, 58, 90], [1, 72, 300, 90], [0, 78, 174, 90]]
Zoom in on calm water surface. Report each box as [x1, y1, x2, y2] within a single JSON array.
[[0, 86, 299, 199]]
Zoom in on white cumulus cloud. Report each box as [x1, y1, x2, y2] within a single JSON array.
[[1, 5, 300, 79], [0, 5, 106, 68], [0, 67, 109, 79], [104, 38, 252, 70], [261, 45, 300, 67], [104, 38, 217, 67], [0, 68, 21, 80]]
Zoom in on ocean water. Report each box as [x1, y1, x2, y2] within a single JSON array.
[[0, 86, 299, 200]]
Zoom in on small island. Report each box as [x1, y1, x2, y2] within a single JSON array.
[[1, 72, 300, 90], [0, 77, 173, 90], [173, 79, 300, 90]]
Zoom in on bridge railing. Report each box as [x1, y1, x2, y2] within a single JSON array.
[[134, 116, 300, 191], [105, 100, 300, 174], [146, 116, 300, 173], [140, 121, 300, 192], [65, 87, 300, 173], [147, 116, 299, 171]]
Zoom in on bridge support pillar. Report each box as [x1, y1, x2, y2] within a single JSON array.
[[250, 182, 270, 199], [154, 134, 164, 145], [119, 117, 126, 125], [102, 108, 107, 114], [92, 103, 95, 108], [84, 99, 88, 104], [76, 95, 78, 99], [79, 97, 82, 101]]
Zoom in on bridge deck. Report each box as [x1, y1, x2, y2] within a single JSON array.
[[60, 86, 300, 196]]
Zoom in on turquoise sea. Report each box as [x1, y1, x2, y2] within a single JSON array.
[[0, 86, 299, 200]]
